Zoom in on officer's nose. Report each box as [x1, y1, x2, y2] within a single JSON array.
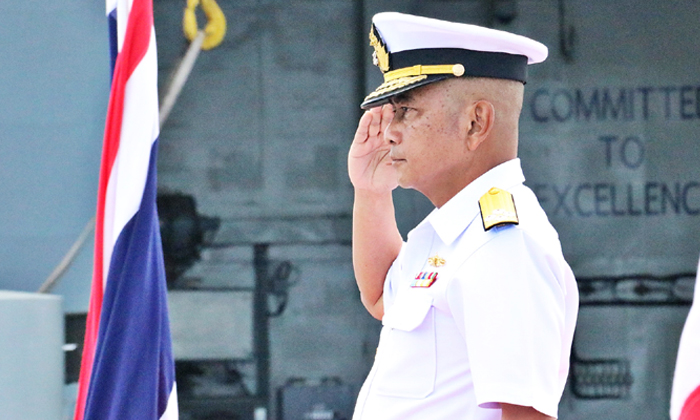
[[384, 116, 400, 145]]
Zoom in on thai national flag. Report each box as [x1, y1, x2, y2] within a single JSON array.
[[671, 259, 700, 420], [73, 0, 178, 419]]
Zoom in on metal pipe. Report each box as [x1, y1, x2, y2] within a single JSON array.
[[159, 30, 207, 128], [38, 217, 96, 294]]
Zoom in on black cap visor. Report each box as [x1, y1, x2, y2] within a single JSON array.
[[361, 48, 528, 109]]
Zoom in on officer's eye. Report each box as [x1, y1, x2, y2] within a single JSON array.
[[394, 106, 411, 119]]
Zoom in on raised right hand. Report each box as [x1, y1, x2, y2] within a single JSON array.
[[348, 105, 398, 193]]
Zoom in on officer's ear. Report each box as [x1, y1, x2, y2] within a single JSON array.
[[465, 100, 494, 151]]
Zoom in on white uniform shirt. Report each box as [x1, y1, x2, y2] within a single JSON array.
[[353, 159, 579, 420]]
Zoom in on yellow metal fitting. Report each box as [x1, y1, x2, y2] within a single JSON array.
[[183, 0, 226, 50]]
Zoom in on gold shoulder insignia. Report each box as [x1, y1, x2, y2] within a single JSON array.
[[369, 24, 390, 72], [479, 187, 519, 231]]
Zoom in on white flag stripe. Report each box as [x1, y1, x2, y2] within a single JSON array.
[[102, 27, 159, 286], [159, 384, 179, 420]]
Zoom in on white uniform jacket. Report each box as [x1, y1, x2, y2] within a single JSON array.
[[353, 159, 579, 420]]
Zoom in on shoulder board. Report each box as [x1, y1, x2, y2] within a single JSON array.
[[479, 187, 519, 231]]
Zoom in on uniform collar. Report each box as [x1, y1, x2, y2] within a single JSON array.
[[424, 158, 526, 245]]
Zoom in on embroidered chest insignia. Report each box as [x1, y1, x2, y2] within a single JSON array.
[[479, 187, 519, 231], [427, 253, 446, 267], [412, 272, 438, 288]]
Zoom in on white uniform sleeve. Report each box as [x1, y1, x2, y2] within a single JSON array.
[[446, 225, 568, 418]]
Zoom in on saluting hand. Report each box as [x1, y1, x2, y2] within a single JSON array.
[[348, 105, 398, 193]]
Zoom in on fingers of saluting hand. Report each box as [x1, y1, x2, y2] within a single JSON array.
[[367, 106, 383, 138], [355, 105, 393, 144], [379, 104, 393, 136], [348, 105, 399, 192], [354, 107, 380, 144]]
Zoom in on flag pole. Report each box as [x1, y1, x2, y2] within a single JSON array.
[[38, 217, 96, 294]]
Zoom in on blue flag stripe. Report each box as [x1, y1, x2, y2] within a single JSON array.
[[83, 140, 175, 419]]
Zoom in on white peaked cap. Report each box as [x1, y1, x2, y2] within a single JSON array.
[[362, 12, 548, 109]]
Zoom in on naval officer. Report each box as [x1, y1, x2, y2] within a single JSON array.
[[348, 12, 579, 420]]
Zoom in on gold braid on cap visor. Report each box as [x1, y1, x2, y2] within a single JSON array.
[[363, 63, 466, 102], [383, 63, 466, 81]]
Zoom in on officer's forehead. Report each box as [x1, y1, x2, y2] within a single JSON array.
[[389, 82, 447, 104], [389, 79, 466, 105]]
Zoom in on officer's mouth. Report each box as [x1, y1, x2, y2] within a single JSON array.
[[390, 155, 406, 165]]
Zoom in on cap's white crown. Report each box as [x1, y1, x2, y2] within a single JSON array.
[[373, 12, 548, 65]]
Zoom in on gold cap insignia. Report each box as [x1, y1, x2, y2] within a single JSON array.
[[479, 187, 519, 231], [428, 254, 446, 268], [369, 24, 390, 73]]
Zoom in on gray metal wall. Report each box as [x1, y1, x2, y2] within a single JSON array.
[[154, 1, 698, 418], [0, 1, 106, 312], [154, 3, 374, 418]]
